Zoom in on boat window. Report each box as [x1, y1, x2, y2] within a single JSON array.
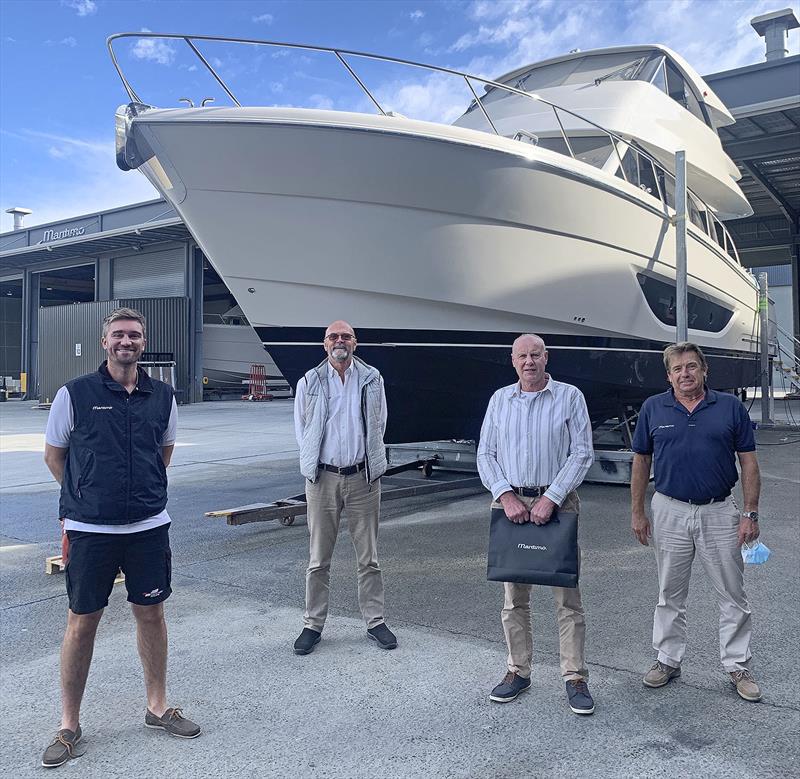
[[656, 169, 676, 210], [687, 194, 707, 233], [641, 55, 667, 89], [536, 135, 572, 157], [616, 148, 660, 198], [637, 273, 734, 332], [478, 49, 657, 107], [664, 61, 706, 124], [567, 135, 616, 168]]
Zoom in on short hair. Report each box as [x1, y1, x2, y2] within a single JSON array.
[[102, 307, 147, 338], [663, 341, 707, 372]]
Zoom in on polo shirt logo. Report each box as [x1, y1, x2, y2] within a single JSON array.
[[518, 543, 547, 551], [657, 424, 674, 429], [92, 405, 113, 411]]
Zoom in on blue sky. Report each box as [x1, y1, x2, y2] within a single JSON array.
[[1, 0, 797, 231]]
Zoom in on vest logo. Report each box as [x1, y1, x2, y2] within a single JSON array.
[[518, 542, 547, 551], [657, 424, 675, 429], [142, 588, 163, 598], [92, 405, 113, 410]]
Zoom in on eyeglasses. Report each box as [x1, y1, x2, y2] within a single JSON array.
[[325, 332, 355, 342]]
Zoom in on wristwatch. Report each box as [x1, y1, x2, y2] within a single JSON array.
[[742, 511, 759, 522]]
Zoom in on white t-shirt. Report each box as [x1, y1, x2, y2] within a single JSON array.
[[45, 385, 178, 534]]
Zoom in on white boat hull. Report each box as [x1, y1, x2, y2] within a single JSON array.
[[124, 108, 761, 439]]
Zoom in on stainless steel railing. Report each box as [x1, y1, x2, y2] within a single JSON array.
[[107, 32, 743, 267]]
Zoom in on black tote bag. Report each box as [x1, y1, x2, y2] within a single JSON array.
[[487, 507, 579, 588]]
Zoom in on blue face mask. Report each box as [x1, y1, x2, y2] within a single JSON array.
[[741, 541, 770, 564]]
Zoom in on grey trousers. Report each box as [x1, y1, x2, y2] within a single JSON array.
[[304, 469, 384, 631], [497, 492, 588, 681], [650, 491, 753, 672]]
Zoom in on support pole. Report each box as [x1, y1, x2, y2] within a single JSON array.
[[758, 272, 774, 426], [674, 151, 688, 343]]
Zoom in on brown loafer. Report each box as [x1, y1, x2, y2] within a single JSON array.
[[145, 707, 201, 738], [41, 725, 82, 768]]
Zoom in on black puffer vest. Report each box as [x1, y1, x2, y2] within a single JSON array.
[[58, 362, 173, 525]]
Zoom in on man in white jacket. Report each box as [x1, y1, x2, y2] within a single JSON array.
[[292, 320, 396, 654]]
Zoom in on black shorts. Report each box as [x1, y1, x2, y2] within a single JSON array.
[[65, 524, 172, 614]]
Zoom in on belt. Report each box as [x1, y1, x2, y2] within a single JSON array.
[[511, 485, 549, 497], [318, 461, 366, 476], [666, 493, 730, 505]]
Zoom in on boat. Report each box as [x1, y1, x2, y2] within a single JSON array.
[[109, 33, 761, 442], [202, 309, 290, 399]]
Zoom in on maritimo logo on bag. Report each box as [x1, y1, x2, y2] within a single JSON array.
[[518, 543, 547, 551]]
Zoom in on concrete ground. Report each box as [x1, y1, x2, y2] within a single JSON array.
[[1, 398, 798, 779]]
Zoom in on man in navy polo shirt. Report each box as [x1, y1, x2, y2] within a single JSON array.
[[630, 342, 762, 702], [40, 308, 200, 769]]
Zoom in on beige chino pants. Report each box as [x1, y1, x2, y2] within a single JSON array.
[[497, 491, 588, 682], [650, 491, 753, 672], [304, 469, 385, 631]]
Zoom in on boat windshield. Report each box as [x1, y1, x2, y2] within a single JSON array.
[[480, 50, 662, 106]]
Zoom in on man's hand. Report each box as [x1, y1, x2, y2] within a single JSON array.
[[632, 510, 652, 546], [738, 516, 760, 547], [530, 495, 557, 525], [499, 492, 529, 524]]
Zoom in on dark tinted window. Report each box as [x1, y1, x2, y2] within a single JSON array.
[[637, 273, 734, 332]]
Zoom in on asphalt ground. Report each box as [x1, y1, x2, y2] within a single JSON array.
[[1, 399, 799, 778]]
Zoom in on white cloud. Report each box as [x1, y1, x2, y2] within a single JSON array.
[[270, 81, 285, 94], [253, 13, 274, 24], [60, 37, 78, 47], [211, 57, 223, 68], [47, 145, 71, 159], [61, 0, 97, 17], [410, 10, 425, 21], [5, 36, 17, 43], [309, 94, 334, 110], [1, 130, 159, 231], [375, 72, 473, 124], [131, 30, 176, 66]]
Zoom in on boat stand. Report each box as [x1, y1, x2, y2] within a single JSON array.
[[205, 446, 483, 527]]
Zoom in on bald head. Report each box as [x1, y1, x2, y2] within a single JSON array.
[[324, 320, 357, 373], [512, 334, 545, 354], [511, 333, 548, 392]]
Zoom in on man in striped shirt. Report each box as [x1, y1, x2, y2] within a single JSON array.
[[477, 334, 595, 715]]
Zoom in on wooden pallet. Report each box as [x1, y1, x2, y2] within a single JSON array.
[[45, 555, 124, 584]]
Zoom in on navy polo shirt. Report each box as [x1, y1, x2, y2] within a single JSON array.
[[632, 388, 755, 503]]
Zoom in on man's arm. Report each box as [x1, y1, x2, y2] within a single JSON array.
[[161, 445, 175, 467], [630, 453, 652, 546], [293, 377, 307, 448], [44, 444, 68, 485], [534, 390, 594, 525], [476, 393, 528, 524], [737, 450, 761, 546]]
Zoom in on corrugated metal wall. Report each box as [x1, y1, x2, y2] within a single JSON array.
[[38, 297, 190, 403], [112, 245, 185, 298]]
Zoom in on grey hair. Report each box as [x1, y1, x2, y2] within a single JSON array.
[[663, 342, 707, 372]]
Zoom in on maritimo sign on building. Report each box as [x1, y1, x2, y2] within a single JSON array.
[[0, 198, 288, 405]]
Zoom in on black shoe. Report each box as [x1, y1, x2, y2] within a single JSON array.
[[293, 628, 321, 655], [489, 671, 531, 703], [566, 679, 595, 715], [367, 623, 398, 649]]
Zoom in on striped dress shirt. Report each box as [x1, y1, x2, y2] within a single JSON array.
[[477, 377, 594, 505]]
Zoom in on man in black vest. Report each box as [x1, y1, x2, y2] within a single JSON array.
[[40, 308, 200, 769]]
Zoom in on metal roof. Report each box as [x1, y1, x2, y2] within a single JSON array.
[[0, 218, 191, 272], [705, 55, 800, 267]]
